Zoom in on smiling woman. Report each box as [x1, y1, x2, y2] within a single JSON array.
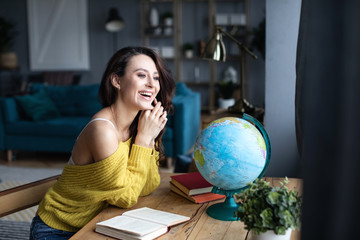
[[29, 47, 176, 240]]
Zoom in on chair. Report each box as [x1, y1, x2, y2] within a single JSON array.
[[0, 175, 60, 217]]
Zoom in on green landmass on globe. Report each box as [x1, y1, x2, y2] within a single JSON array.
[[194, 117, 268, 191]]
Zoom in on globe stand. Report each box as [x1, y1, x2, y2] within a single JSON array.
[[207, 187, 245, 221]]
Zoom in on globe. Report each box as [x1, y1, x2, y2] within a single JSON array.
[[194, 114, 271, 221]]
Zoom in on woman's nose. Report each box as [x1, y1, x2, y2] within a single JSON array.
[[146, 76, 155, 87]]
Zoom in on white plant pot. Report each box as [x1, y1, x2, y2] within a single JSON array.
[[218, 98, 235, 109], [164, 18, 173, 26], [184, 50, 194, 58], [249, 229, 292, 240]]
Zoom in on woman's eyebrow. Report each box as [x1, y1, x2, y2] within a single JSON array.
[[134, 68, 158, 75]]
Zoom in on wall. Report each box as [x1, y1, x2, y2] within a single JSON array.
[[0, 0, 142, 84], [265, 0, 302, 177], [0, 0, 264, 106]]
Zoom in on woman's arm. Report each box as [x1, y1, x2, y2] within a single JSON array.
[[140, 150, 161, 196]]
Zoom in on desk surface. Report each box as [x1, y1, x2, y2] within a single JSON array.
[[71, 173, 302, 240]]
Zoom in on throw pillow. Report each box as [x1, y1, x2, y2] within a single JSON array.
[[15, 89, 60, 121]]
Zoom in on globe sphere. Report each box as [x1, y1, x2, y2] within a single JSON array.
[[194, 117, 268, 191]]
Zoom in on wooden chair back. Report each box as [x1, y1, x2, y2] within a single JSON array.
[[0, 175, 60, 217]]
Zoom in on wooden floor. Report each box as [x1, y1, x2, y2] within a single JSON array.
[[0, 151, 70, 169]]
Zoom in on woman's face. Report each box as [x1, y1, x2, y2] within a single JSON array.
[[118, 54, 160, 110]]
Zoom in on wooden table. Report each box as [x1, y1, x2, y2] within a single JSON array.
[[70, 173, 302, 240]]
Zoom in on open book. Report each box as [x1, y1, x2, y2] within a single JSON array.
[[95, 207, 190, 240]]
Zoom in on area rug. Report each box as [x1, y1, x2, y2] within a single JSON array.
[[0, 165, 62, 183], [0, 220, 31, 240], [0, 166, 63, 240], [0, 165, 62, 221]]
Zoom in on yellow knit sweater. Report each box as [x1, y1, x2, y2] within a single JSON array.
[[37, 139, 160, 232]]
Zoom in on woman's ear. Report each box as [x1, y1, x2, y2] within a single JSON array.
[[110, 74, 121, 90]]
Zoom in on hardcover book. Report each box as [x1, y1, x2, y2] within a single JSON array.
[[170, 183, 225, 204], [95, 207, 190, 240], [170, 172, 213, 196]]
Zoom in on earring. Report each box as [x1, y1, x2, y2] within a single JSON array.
[[118, 86, 120, 90]]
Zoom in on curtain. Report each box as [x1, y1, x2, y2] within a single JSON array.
[[296, 0, 360, 239]]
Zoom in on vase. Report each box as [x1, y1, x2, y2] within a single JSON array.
[[218, 98, 235, 109], [149, 8, 159, 27], [0, 52, 18, 70], [249, 229, 292, 240]]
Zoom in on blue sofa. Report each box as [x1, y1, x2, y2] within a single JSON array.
[[0, 82, 201, 164]]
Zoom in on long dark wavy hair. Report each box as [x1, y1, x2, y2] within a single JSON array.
[[98, 46, 175, 161]]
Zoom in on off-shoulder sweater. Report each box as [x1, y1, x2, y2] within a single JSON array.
[[37, 138, 160, 232]]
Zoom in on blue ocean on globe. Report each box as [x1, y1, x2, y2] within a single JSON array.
[[194, 117, 267, 190]]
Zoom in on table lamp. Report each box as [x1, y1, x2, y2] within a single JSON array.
[[105, 8, 125, 32], [105, 8, 125, 52], [202, 26, 258, 113]]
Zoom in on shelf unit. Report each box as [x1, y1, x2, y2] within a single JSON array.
[[140, 0, 250, 112]]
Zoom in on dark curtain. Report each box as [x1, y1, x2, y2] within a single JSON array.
[[296, 0, 360, 239]]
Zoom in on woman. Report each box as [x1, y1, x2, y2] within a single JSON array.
[[29, 46, 175, 239]]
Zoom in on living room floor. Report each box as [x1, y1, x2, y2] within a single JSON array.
[[0, 150, 175, 173], [0, 151, 69, 169]]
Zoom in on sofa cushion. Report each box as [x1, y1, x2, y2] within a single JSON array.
[[15, 89, 61, 121], [5, 117, 89, 138], [31, 84, 102, 117], [1, 98, 20, 123]]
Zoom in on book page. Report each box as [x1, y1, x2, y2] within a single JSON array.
[[123, 207, 190, 226], [96, 215, 165, 237]]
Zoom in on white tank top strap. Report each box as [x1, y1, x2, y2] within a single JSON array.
[[88, 118, 116, 129], [69, 118, 116, 166]]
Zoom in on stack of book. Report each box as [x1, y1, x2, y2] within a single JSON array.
[[170, 172, 225, 204]]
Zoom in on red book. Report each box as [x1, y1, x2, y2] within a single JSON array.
[[170, 172, 213, 196], [170, 183, 225, 204]]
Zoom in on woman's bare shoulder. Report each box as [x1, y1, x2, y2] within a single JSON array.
[[86, 119, 119, 161]]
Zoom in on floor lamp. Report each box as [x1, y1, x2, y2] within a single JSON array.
[[105, 8, 125, 51], [202, 26, 258, 113]]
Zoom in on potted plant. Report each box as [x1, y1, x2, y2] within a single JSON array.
[[162, 11, 173, 26], [0, 17, 18, 70], [235, 178, 302, 240], [217, 66, 238, 109], [183, 42, 194, 58]]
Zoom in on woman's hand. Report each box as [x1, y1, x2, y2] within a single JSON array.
[[135, 99, 167, 148]]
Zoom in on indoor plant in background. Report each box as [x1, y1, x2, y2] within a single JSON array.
[[217, 66, 238, 109], [162, 11, 173, 35], [183, 42, 194, 58], [0, 17, 18, 70], [235, 178, 302, 240]]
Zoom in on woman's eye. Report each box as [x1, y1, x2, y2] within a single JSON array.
[[138, 74, 146, 78], [154, 76, 160, 81]]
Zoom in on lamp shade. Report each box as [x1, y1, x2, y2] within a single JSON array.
[[105, 8, 125, 32], [202, 29, 226, 62]]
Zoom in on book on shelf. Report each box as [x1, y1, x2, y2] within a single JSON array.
[[170, 182, 225, 204], [170, 172, 213, 196], [95, 207, 190, 240]]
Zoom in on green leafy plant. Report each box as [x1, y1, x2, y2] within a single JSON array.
[[217, 80, 237, 99], [0, 17, 17, 53], [235, 177, 302, 235], [161, 11, 173, 19], [183, 42, 194, 51]]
